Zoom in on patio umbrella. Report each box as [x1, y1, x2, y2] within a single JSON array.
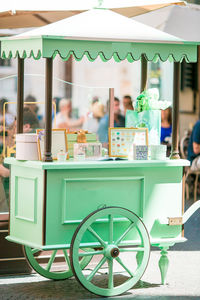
[[133, 3, 200, 42], [0, 0, 185, 29]]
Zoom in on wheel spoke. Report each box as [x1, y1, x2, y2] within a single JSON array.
[[109, 214, 113, 244], [120, 247, 145, 253], [46, 250, 57, 271], [31, 248, 41, 255], [87, 257, 107, 282], [116, 257, 134, 277], [63, 249, 70, 268], [115, 222, 135, 245], [108, 259, 114, 289], [78, 250, 104, 257], [87, 226, 106, 247]]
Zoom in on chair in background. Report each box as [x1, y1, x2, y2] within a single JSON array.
[[180, 133, 200, 202]]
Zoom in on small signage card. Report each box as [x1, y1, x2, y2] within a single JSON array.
[[133, 145, 148, 160], [109, 127, 148, 157]]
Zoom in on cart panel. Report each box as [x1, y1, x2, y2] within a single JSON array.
[[6, 160, 185, 248], [45, 166, 183, 246], [45, 169, 143, 245], [62, 176, 144, 222], [9, 165, 44, 246]]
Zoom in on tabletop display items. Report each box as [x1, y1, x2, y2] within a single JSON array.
[[126, 89, 171, 145], [67, 130, 98, 158], [37, 129, 68, 161], [57, 150, 68, 162], [74, 143, 102, 160], [16, 133, 39, 161], [73, 129, 102, 160], [109, 127, 148, 158], [149, 144, 167, 160]]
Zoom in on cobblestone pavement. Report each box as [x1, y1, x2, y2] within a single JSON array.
[[0, 250, 200, 300], [0, 199, 200, 299]]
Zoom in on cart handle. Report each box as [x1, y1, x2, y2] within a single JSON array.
[[182, 200, 200, 224], [157, 200, 200, 226]]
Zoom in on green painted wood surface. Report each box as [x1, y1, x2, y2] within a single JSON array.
[[1, 37, 198, 63], [4, 157, 190, 170], [6, 158, 186, 249], [9, 164, 44, 246]]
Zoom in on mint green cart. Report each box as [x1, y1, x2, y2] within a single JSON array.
[[4, 158, 200, 297], [1, 8, 200, 298]]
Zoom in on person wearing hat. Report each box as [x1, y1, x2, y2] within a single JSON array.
[[82, 101, 105, 133]]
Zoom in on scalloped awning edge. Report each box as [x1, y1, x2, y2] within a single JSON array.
[[0, 38, 197, 63]]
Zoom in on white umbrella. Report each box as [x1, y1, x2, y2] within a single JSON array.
[[0, 0, 185, 29], [134, 3, 200, 42]]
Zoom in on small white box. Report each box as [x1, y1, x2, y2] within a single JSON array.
[[16, 133, 39, 161]]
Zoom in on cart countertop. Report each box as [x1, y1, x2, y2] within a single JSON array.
[[4, 157, 190, 170]]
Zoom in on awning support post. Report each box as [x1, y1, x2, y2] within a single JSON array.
[[170, 62, 180, 159], [17, 57, 24, 133], [109, 88, 114, 128], [43, 57, 53, 162], [140, 54, 148, 92]]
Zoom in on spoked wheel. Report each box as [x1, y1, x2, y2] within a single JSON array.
[[70, 207, 150, 297], [23, 246, 92, 280]]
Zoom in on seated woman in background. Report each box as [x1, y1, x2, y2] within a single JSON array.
[[161, 107, 172, 144]]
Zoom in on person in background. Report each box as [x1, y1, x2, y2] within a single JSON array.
[[91, 96, 99, 105], [123, 95, 134, 116], [55, 98, 84, 130], [98, 97, 125, 143], [0, 163, 9, 212], [23, 107, 39, 132], [0, 98, 15, 126], [0, 108, 39, 212], [83, 101, 105, 133], [24, 94, 44, 127], [161, 107, 172, 144], [24, 95, 39, 115], [187, 120, 200, 170]]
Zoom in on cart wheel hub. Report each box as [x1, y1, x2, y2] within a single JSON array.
[[105, 245, 119, 259], [111, 248, 120, 258]]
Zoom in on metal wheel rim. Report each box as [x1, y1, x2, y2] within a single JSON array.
[[23, 246, 92, 280]]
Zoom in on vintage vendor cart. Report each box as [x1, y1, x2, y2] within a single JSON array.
[[1, 8, 200, 297]]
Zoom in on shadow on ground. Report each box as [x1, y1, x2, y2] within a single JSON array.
[[0, 276, 199, 300]]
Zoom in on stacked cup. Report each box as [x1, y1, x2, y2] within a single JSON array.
[[150, 145, 167, 160]]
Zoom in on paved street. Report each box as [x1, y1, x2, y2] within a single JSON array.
[[0, 199, 200, 300]]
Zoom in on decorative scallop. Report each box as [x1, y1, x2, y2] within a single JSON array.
[[0, 37, 197, 63]]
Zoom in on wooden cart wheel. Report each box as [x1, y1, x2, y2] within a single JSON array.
[[70, 207, 150, 297], [23, 246, 92, 280]]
